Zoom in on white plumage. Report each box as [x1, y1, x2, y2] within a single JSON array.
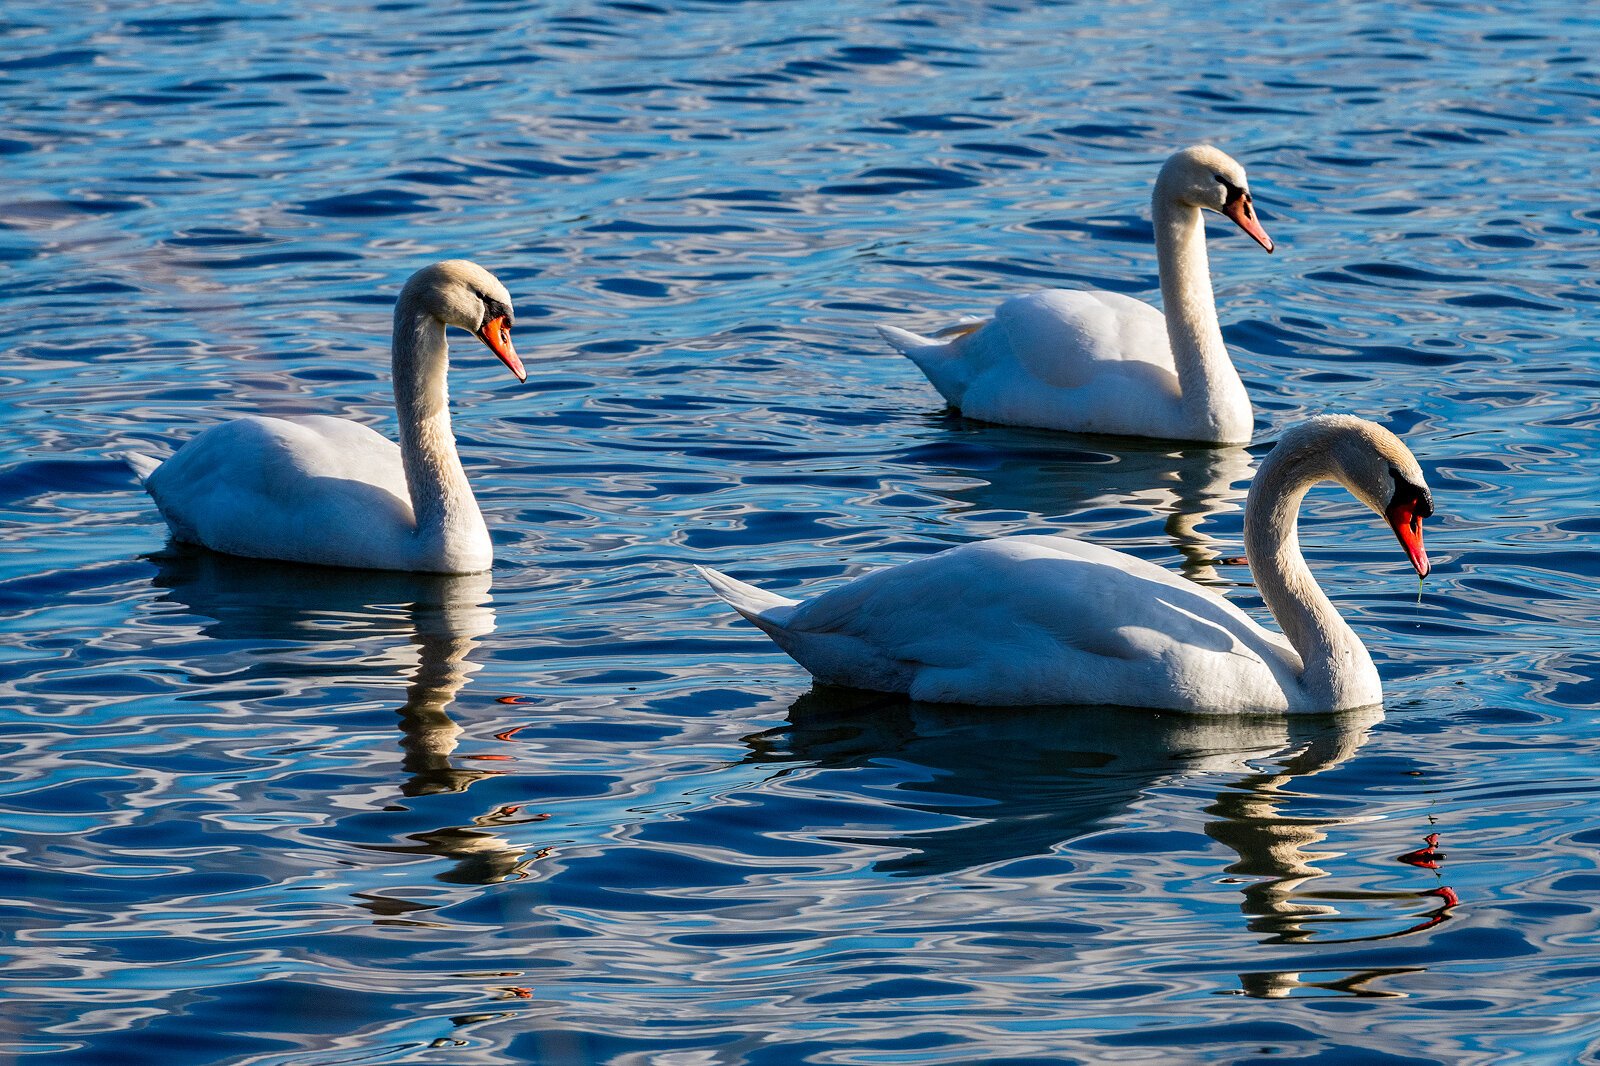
[[701, 534, 1295, 707], [701, 416, 1435, 714], [127, 260, 525, 574], [880, 289, 1179, 434], [880, 146, 1275, 444]]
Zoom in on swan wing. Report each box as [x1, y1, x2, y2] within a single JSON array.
[[882, 290, 1194, 435], [144, 415, 416, 565], [881, 290, 1171, 393], [715, 535, 1299, 711], [988, 289, 1175, 389]]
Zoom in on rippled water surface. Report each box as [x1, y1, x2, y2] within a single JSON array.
[[6, 1, 1600, 1062]]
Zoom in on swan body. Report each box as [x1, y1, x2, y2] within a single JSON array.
[[702, 535, 1301, 709], [129, 260, 524, 574], [700, 416, 1434, 713], [879, 145, 1274, 444]]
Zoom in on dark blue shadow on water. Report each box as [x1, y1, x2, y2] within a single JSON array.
[[148, 549, 501, 801], [741, 686, 1456, 994], [147, 550, 536, 886]]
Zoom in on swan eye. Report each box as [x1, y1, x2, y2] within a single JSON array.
[[476, 292, 514, 329], [1214, 174, 1247, 205], [1388, 467, 1434, 518]]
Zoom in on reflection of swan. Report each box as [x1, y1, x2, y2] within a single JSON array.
[[877, 146, 1272, 442], [701, 416, 1434, 711], [1211, 748, 1461, 993], [362, 825, 532, 887], [128, 261, 524, 573], [1206, 721, 1383, 947], [1213, 763, 1459, 998], [750, 690, 1449, 996], [148, 550, 498, 797], [899, 428, 1252, 584], [742, 687, 1383, 878]]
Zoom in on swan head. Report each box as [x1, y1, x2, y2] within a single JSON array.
[[1279, 415, 1434, 578], [401, 260, 525, 382], [1159, 145, 1274, 254]]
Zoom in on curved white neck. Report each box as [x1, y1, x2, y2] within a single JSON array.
[[1153, 192, 1250, 440], [1243, 446, 1378, 709], [392, 307, 486, 554]]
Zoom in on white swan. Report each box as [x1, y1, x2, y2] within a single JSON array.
[[127, 260, 524, 574], [878, 145, 1274, 443], [699, 415, 1433, 713]]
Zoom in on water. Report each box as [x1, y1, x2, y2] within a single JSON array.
[[4, 0, 1600, 1061]]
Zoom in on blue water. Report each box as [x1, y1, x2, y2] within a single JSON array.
[[5, 1, 1600, 1062]]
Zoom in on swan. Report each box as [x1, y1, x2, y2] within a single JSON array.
[[126, 260, 524, 574], [698, 415, 1433, 713], [878, 145, 1273, 443]]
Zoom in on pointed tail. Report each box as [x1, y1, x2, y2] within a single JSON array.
[[876, 318, 987, 408], [696, 565, 799, 630], [876, 323, 940, 357], [122, 452, 161, 484]]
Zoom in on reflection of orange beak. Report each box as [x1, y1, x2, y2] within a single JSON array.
[[474, 315, 525, 382], [1385, 497, 1430, 578], [1223, 197, 1275, 253]]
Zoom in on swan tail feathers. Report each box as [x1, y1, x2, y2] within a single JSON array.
[[876, 323, 939, 356], [696, 565, 800, 631], [698, 565, 922, 692], [876, 316, 986, 357], [933, 316, 987, 339], [122, 452, 162, 484], [877, 320, 985, 406]]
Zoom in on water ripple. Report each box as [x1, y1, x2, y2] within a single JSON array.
[[4, 0, 1600, 1062]]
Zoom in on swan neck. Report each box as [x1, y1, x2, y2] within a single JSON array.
[[392, 305, 483, 548], [1153, 192, 1248, 439], [1243, 445, 1374, 708]]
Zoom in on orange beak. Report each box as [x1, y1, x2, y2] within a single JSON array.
[[1223, 196, 1274, 254], [474, 315, 525, 382], [1385, 497, 1430, 579]]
